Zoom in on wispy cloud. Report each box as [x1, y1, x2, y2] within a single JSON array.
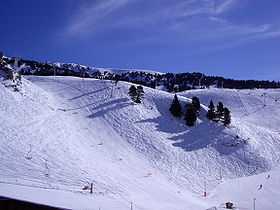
[[215, 0, 237, 14], [66, 0, 132, 36], [65, 0, 238, 36], [63, 0, 280, 48]]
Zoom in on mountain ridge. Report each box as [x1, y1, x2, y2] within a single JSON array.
[[2, 55, 280, 91]]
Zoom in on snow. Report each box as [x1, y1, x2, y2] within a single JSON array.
[[180, 88, 280, 209], [180, 88, 280, 168], [1, 76, 280, 209], [207, 167, 280, 210], [95, 67, 163, 75], [52, 62, 163, 75], [0, 182, 126, 210]]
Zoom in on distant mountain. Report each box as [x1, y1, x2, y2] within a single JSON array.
[[2, 56, 280, 91]]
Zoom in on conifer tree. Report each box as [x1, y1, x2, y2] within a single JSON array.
[[128, 85, 137, 102], [184, 104, 197, 126], [223, 107, 231, 126], [135, 85, 144, 103], [216, 101, 224, 118], [192, 96, 201, 112], [169, 94, 182, 117], [207, 100, 215, 120]]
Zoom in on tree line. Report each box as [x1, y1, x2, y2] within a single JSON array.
[[169, 95, 231, 126], [3, 56, 280, 91]]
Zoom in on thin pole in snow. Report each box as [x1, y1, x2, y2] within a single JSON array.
[[203, 180, 207, 197], [130, 201, 133, 210], [253, 198, 256, 210], [90, 183, 93, 194]]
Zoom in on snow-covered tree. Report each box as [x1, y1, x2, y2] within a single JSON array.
[[184, 104, 197, 126], [207, 100, 215, 120], [169, 94, 182, 117]]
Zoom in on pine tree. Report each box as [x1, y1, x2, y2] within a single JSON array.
[[128, 85, 137, 102], [216, 101, 224, 118], [223, 107, 231, 126], [184, 104, 197, 126], [207, 100, 215, 120], [192, 96, 201, 112], [169, 94, 182, 117], [135, 85, 144, 103]]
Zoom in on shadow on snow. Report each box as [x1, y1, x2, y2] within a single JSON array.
[[69, 87, 109, 101], [87, 98, 130, 118], [136, 97, 245, 155]]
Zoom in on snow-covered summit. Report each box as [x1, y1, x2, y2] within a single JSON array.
[[53, 62, 163, 75]]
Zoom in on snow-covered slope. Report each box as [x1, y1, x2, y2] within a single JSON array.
[[1, 77, 280, 209], [208, 166, 280, 210], [180, 88, 280, 169], [179, 88, 280, 209]]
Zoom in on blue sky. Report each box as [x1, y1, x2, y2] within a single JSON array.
[[0, 0, 280, 80]]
